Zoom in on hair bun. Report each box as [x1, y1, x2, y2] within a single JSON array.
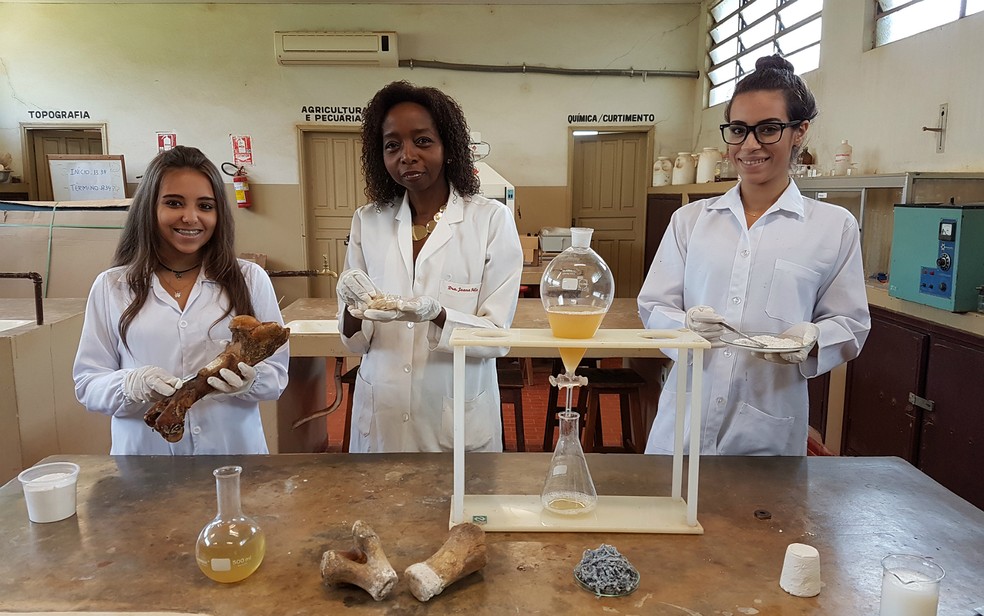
[[755, 54, 795, 73]]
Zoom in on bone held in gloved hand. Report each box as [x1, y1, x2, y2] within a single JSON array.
[[405, 522, 488, 602], [143, 315, 289, 443], [320, 520, 399, 601]]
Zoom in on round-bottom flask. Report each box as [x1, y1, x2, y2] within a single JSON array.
[[541, 410, 598, 514], [196, 465, 266, 583]]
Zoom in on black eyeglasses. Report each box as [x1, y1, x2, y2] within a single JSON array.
[[719, 120, 805, 145]]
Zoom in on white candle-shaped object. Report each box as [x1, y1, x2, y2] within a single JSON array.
[[779, 543, 821, 597]]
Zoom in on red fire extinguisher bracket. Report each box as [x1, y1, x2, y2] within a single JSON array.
[[222, 162, 252, 209]]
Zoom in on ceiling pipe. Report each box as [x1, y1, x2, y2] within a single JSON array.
[[400, 58, 699, 80]]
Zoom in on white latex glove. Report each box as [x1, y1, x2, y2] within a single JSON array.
[[123, 366, 183, 403], [685, 305, 726, 345], [362, 295, 443, 323], [758, 322, 820, 364], [336, 269, 379, 311], [207, 362, 257, 395]]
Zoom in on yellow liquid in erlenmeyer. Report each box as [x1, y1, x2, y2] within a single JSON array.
[[547, 306, 606, 373]]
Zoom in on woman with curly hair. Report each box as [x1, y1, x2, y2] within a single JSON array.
[[336, 81, 523, 453], [73, 145, 288, 455]]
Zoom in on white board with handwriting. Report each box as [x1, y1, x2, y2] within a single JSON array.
[[47, 155, 126, 201]]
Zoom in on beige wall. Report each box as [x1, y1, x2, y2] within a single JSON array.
[[1, 2, 701, 304]]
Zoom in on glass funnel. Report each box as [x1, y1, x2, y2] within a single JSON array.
[[196, 465, 266, 583], [541, 410, 598, 514], [540, 227, 615, 375]]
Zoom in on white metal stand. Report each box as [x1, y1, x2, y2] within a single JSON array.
[[451, 328, 708, 534]]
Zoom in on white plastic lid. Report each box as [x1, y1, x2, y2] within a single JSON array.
[[570, 227, 593, 248]]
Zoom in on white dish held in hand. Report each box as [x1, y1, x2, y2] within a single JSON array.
[[720, 331, 811, 354]]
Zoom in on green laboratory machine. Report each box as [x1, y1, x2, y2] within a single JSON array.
[[889, 204, 984, 312]]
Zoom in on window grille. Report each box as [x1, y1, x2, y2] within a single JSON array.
[[874, 0, 983, 48], [707, 0, 822, 107]]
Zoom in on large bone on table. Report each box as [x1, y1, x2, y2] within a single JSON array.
[[321, 520, 399, 601], [405, 522, 488, 602], [143, 315, 289, 442]]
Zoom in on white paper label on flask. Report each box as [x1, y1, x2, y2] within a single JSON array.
[[211, 558, 232, 572], [552, 465, 569, 476], [561, 278, 579, 291]]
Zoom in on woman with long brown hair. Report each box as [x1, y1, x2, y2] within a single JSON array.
[[74, 145, 288, 454]]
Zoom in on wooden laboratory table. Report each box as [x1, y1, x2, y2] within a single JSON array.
[[1, 454, 981, 615]]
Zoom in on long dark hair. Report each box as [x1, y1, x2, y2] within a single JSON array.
[[361, 80, 480, 204], [725, 54, 818, 163], [113, 145, 254, 346]]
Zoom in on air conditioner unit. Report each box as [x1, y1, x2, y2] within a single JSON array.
[[275, 31, 398, 67]]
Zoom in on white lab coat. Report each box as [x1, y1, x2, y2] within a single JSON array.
[[339, 188, 523, 453], [74, 260, 289, 455], [638, 181, 870, 456]]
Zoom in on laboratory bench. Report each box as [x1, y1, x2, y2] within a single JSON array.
[[1, 453, 981, 615]]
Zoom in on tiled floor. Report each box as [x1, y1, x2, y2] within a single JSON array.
[[323, 357, 631, 453]]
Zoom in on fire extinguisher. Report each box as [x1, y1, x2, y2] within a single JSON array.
[[222, 162, 252, 209]]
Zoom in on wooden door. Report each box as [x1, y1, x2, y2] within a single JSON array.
[[301, 130, 365, 298], [842, 313, 927, 460], [32, 130, 103, 200], [920, 337, 984, 510], [572, 132, 648, 298]]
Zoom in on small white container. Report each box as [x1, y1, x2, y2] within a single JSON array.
[[18, 461, 80, 523], [652, 156, 672, 187], [696, 148, 723, 183], [671, 152, 697, 185]]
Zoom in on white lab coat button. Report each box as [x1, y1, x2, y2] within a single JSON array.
[[732, 297, 742, 305], [179, 320, 188, 328], [404, 364, 412, 373], [724, 349, 733, 358], [716, 397, 725, 405], [741, 249, 750, 257], [402, 413, 410, 422], [191, 426, 202, 435], [406, 322, 414, 329]]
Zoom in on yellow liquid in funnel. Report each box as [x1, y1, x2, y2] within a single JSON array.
[[547, 306, 606, 373]]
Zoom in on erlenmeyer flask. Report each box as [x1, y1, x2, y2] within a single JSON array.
[[196, 465, 266, 583], [540, 227, 615, 373], [541, 410, 598, 514]]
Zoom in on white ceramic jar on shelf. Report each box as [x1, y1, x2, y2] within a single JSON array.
[[696, 148, 723, 183], [652, 156, 672, 187], [671, 152, 697, 185]]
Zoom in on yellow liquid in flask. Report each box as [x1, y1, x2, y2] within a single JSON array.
[[196, 519, 266, 583], [547, 305, 606, 373]]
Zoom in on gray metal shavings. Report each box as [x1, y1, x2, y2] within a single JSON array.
[[573, 543, 640, 597]]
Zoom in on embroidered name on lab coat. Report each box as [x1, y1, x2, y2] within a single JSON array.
[[445, 283, 480, 294]]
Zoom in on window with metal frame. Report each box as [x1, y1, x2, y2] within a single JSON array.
[[707, 0, 822, 108], [874, 0, 983, 48]]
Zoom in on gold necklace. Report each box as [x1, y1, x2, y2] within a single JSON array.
[[411, 205, 447, 241], [158, 274, 195, 299]]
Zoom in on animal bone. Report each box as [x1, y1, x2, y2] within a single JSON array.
[[320, 520, 398, 601], [143, 315, 289, 442], [405, 522, 488, 602]]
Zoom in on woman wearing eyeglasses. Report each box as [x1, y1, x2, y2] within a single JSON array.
[[637, 54, 870, 456]]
